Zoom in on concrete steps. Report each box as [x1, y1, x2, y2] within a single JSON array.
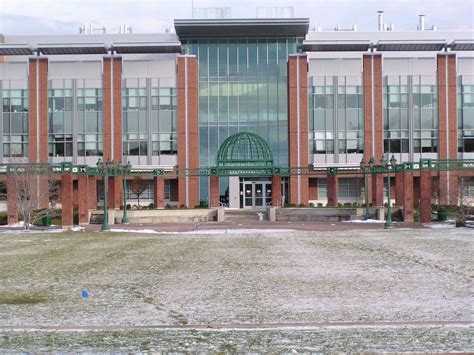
[[224, 209, 267, 222]]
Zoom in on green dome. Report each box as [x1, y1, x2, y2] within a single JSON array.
[[217, 132, 273, 167]]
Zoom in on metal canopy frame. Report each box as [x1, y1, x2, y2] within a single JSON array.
[[2, 159, 474, 179]]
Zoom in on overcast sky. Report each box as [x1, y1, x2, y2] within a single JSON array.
[[0, 0, 473, 35]]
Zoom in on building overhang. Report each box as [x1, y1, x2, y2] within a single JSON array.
[[376, 40, 446, 51], [450, 40, 474, 51], [303, 40, 371, 52], [113, 42, 182, 54], [174, 18, 309, 37], [38, 43, 108, 55], [0, 44, 34, 55]]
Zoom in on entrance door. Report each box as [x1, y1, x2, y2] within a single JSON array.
[[242, 181, 272, 208]]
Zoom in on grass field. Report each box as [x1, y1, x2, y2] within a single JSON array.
[[0, 228, 472, 352]]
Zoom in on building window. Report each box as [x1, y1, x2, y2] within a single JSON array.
[[338, 178, 363, 200], [309, 81, 363, 155], [164, 179, 171, 200], [317, 178, 327, 199], [2, 88, 29, 158], [123, 86, 148, 156], [151, 87, 177, 155], [77, 88, 103, 156], [48, 87, 73, 157], [458, 84, 474, 153], [384, 84, 409, 153], [309, 85, 335, 154], [384, 78, 438, 156]]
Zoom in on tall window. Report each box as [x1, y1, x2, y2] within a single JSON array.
[[309, 85, 334, 154], [151, 87, 177, 155], [2, 88, 29, 157], [337, 85, 364, 154], [123, 86, 148, 156], [77, 88, 103, 156], [384, 85, 409, 153], [458, 84, 474, 153], [48, 88, 73, 157], [413, 84, 438, 153]]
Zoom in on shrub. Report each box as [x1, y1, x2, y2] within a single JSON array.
[[317, 203, 323, 207], [309, 203, 315, 208], [147, 203, 155, 209], [0, 211, 7, 225]]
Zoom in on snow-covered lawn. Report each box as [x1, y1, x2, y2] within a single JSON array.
[[0, 228, 472, 352]]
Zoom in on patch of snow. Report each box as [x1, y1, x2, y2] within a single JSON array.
[[343, 219, 385, 224], [427, 223, 455, 229], [110, 229, 178, 234], [181, 229, 297, 235], [71, 226, 85, 232]]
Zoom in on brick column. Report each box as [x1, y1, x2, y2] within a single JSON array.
[[402, 171, 414, 222], [327, 174, 338, 207], [372, 174, 384, 207], [437, 53, 458, 205], [103, 57, 123, 208], [77, 175, 89, 225], [363, 54, 383, 162], [395, 172, 404, 207], [7, 176, 18, 225], [420, 168, 432, 224], [288, 54, 309, 206], [153, 177, 165, 208], [107, 176, 122, 209], [272, 175, 282, 207], [88, 176, 97, 209], [61, 173, 74, 228], [28, 57, 49, 163], [177, 55, 199, 208], [209, 176, 219, 208]]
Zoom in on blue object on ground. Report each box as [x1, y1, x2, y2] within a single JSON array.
[[82, 289, 89, 298]]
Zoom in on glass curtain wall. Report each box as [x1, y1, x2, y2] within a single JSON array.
[[122, 81, 148, 156], [182, 36, 302, 202], [2, 85, 29, 158], [458, 84, 474, 153], [151, 86, 177, 156]]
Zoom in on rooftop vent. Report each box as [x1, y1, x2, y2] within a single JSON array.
[[377, 10, 384, 31], [418, 14, 425, 31]]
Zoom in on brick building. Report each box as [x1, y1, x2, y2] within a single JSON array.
[[0, 16, 473, 220]]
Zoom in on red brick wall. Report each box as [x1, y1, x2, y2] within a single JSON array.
[[288, 55, 309, 206], [28, 58, 48, 163], [209, 176, 219, 207], [272, 175, 282, 207], [78, 175, 89, 224], [308, 178, 318, 200], [177, 56, 199, 208], [420, 169, 432, 223], [153, 177, 165, 208], [363, 54, 383, 161]]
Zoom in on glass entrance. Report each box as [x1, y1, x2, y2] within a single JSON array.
[[241, 180, 272, 208]]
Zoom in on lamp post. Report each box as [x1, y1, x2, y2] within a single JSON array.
[[120, 161, 131, 224], [97, 158, 110, 231], [360, 157, 375, 220], [381, 154, 397, 229]]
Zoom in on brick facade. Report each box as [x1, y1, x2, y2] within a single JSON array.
[[288, 55, 309, 206], [177, 55, 199, 208], [61, 173, 74, 228], [209, 176, 219, 208], [78, 175, 89, 225], [363, 54, 384, 162], [437, 54, 458, 205], [272, 175, 282, 207], [153, 177, 165, 208], [420, 169, 432, 223], [327, 175, 338, 206]]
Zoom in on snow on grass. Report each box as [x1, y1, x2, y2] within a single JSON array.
[[0, 228, 472, 351], [181, 229, 297, 235]]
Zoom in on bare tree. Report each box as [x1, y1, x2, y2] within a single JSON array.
[[8, 163, 60, 229], [130, 177, 148, 207], [456, 176, 473, 227]]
